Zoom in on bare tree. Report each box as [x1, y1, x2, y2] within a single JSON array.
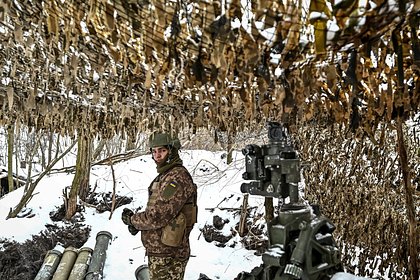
[[7, 141, 76, 219], [7, 125, 14, 193], [65, 132, 91, 220]]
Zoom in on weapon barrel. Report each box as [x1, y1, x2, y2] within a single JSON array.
[[85, 231, 113, 280], [34, 249, 62, 280]]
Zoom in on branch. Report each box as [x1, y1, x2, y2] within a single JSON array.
[[108, 161, 117, 220]]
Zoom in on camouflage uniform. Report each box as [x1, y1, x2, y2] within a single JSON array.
[[148, 256, 188, 279], [131, 164, 197, 279]]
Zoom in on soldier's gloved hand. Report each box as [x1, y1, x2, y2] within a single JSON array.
[[121, 208, 134, 225], [128, 225, 139, 235]]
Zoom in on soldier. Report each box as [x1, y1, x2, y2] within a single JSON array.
[[122, 132, 198, 280]]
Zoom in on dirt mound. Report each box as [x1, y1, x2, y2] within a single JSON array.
[[200, 214, 268, 254]]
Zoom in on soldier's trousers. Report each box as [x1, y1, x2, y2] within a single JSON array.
[[148, 256, 189, 280]]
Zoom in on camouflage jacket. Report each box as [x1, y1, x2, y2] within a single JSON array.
[[131, 165, 197, 259]]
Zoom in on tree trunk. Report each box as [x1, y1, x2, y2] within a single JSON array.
[[54, 134, 61, 159], [7, 125, 14, 193], [126, 136, 136, 151], [40, 136, 46, 170], [396, 118, 419, 280], [227, 133, 233, 165], [238, 194, 249, 237], [48, 131, 54, 166], [65, 133, 91, 220]]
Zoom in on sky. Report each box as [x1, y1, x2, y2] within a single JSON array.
[[0, 148, 372, 280]]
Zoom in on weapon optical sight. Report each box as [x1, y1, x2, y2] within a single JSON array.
[[240, 122, 300, 202]]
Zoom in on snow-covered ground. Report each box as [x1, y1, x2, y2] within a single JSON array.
[[0, 148, 371, 279]]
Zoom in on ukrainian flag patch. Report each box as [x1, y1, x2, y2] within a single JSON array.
[[162, 181, 178, 198]]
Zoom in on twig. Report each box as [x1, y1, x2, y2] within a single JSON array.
[[205, 207, 238, 211], [46, 149, 149, 176], [204, 206, 257, 212], [108, 162, 117, 220], [25, 192, 39, 207]]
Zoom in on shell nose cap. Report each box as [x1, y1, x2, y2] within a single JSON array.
[[135, 264, 149, 280]]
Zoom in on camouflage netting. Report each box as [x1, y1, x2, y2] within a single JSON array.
[[295, 121, 420, 279], [0, 0, 419, 279], [0, 0, 418, 139]]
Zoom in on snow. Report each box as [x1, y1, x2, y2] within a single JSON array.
[[0, 148, 371, 279], [331, 273, 371, 280]]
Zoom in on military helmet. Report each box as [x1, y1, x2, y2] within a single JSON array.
[[149, 132, 181, 149]]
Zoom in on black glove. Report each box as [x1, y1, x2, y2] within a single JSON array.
[[121, 208, 134, 226], [128, 225, 139, 235]]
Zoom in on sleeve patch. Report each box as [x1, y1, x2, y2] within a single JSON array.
[[162, 181, 178, 199]]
